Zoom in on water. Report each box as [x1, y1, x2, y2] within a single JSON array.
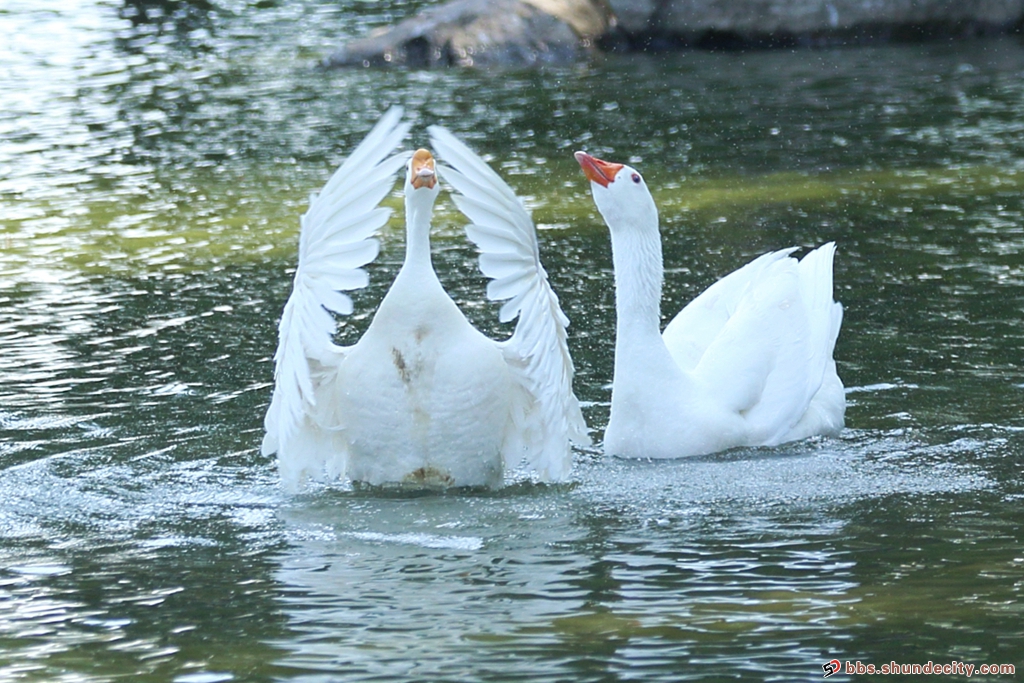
[[2, 1, 1023, 680]]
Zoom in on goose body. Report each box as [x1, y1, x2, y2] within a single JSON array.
[[576, 152, 845, 458], [323, 255, 515, 488], [262, 109, 586, 490]]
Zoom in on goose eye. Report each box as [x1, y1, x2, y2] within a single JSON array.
[[631, 173, 641, 184]]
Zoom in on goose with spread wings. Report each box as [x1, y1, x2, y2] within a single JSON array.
[[262, 109, 587, 490]]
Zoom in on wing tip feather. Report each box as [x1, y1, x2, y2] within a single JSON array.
[[267, 108, 409, 468]]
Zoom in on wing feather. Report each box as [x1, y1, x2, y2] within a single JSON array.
[[429, 125, 589, 481], [466, 223, 534, 256], [308, 209, 389, 255], [662, 247, 798, 371], [679, 245, 844, 445], [264, 107, 410, 486], [479, 251, 535, 277], [300, 242, 380, 283], [486, 270, 537, 301]]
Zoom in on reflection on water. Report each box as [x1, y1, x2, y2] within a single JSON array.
[[1, 0, 1023, 680], [272, 436, 999, 681]]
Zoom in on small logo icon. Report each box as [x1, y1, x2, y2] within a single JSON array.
[[823, 659, 841, 678]]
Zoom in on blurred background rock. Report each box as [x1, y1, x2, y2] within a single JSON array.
[[322, 0, 1024, 68]]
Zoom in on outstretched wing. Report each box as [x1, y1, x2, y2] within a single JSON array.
[[428, 125, 589, 481], [263, 107, 411, 476]]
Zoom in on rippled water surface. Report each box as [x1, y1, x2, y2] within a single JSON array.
[[2, 1, 1024, 680]]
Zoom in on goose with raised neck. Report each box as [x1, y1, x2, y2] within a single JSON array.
[[576, 151, 845, 459]]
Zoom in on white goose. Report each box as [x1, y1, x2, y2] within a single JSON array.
[[262, 108, 587, 490], [575, 151, 845, 459]]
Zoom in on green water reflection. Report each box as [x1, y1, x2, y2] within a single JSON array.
[[1, 1, 1023, 681]]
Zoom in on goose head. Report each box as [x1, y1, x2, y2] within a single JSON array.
[[407, 148, 439, 194], [575, 151, 658, 234]]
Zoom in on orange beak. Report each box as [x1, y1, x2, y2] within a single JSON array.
[[410, 149, 436, 189], [575, 151, 623, 188]]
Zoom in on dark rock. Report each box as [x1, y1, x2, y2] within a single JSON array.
[[322, 0, 612, 69], [323, 0, 1024, 68], [606, 0, 1024, 48], [606, 0, 658, 34]]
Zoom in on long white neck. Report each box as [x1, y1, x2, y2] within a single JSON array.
[[608, 219, 666, 356], [374, 181, 456, 328], [399, 183, 440, 283]]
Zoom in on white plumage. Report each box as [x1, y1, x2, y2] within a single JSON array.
[[575, 151, 845, 459], [262, 109, 587, 490]]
